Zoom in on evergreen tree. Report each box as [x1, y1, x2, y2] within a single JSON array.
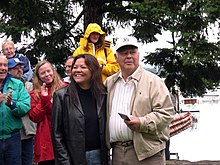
[[0, 0, 219, 96]]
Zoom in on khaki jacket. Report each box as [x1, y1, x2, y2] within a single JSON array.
[[20, 81, 36, 140], [105, 66, 174, 161]]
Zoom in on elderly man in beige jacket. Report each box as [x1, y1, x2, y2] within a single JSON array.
[[105, 36, 174, 165]]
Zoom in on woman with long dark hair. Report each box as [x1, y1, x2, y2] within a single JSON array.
[[51, 54, 109, 165]]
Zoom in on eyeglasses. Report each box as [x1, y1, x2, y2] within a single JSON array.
[[2, 47, 14, 52], [11, 65, 24, 70]]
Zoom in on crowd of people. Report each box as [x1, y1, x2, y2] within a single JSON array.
[[0, 23, 174, 165]]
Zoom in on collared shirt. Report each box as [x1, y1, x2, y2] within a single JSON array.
[[0, 73, 12, 92], [63, 76, 71, 84], [109, 67, 140, 143]]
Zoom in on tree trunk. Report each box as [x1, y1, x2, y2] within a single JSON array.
[[83, 0, 104, 30]]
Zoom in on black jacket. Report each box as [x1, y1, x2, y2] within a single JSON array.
[[51, 84, 109, 165]]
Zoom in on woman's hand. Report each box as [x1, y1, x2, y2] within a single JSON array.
[[41, 83, 48, 96]]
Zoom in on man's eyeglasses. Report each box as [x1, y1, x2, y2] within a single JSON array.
[[2, 47, 14, 52], [11, 65, 24, 70]]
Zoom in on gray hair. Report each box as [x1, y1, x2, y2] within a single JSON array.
[[1, 39, 15, 50], [0, 54, 7, 60]]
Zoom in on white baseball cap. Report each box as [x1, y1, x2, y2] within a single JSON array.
[[115, 36, 139, 52]]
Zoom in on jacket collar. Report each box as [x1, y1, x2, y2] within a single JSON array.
[[112, 66, 143, 83], [0, 73, 12, 92], [67, 81, 106, 116], [67, 82, 83, 114]]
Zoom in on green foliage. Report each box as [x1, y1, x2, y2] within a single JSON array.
[[0, 0, 79, 76], [141, 0, 220, 96], [0, 0, 219, 96]]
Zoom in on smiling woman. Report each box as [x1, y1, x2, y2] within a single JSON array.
[[28, 60, 66, 165], [51, 54, 109, 165], [72, 57, 92, 90]]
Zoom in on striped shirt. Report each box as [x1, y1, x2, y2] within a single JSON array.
[[109, 67, 140, 142]]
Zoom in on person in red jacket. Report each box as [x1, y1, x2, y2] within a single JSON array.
[[28, 60, 65, 165]]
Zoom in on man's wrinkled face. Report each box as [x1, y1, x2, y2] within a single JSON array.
[[65, 58, 74, 77], [8, 64, 24, 79], [2, 43, 16, 58], [115, 46, 139, 74], [0, 57, 8, 83]]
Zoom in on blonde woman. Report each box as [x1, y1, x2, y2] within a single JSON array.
[[28, 60, 66, 165]]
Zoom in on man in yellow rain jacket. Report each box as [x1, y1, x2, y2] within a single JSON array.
[[73, 23, 119, 81]]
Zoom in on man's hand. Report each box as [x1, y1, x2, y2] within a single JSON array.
[[5, 90, 13, 106], [124, 115, 140, 132], [0, 92, 6, 104]]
